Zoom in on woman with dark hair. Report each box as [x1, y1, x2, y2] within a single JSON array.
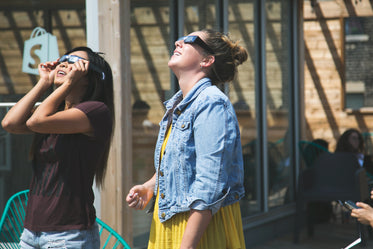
[[126, 29, 247, 249], [335, 128, 365, 164], [334, 128, 373, 175], [1, 46, 114, 248]]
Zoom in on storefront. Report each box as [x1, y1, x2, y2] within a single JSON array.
[[0, 0, 303, 248]]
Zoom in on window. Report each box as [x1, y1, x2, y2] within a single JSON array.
[[344, 17, 373, 109]]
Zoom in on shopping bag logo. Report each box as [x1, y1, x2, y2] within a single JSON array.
[[22, 27, 59, 75]]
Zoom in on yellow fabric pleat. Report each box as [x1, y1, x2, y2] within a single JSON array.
[[148, 123, 246, 249]]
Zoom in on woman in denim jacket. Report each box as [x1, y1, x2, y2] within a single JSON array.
[[126, 29, 248, 249]]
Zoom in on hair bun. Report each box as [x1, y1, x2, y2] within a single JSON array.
[[203, 29, 248, 84], [232, 42, 248, 66]]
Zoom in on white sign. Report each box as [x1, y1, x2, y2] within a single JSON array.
[[22, 27, 59, 75]]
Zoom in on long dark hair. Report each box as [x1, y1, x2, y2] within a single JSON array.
[[335, 128, 364, 153], [30, 46, 115, 188]]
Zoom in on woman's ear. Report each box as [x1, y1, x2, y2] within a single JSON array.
[[201, 55, 215, 68]]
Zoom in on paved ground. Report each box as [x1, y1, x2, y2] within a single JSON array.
[[252, 220, 373, 249]]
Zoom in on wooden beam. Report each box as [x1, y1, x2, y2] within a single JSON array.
[[0, 0, 84, 10], [97, 0, 133, 246]]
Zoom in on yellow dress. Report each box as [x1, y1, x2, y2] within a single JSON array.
[[148, 124, 246, 249]]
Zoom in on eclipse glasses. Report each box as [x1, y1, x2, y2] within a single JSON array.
[[177, 36, 214, 54], [58, 54, 105, 80]]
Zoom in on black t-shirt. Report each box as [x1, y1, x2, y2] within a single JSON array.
[[24, 101, 112, 231]]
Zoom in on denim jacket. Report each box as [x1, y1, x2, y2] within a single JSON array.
[[154, 78, 245, 222]]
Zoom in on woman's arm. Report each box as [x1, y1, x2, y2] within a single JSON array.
[[190, 98, 230, 213], [26, 59, 92, 134], [1, 61, 57, 134], [180, 209, 212, 249]]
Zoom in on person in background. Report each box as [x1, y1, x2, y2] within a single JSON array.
[[335, 128, 373, 184], [335, 128, 365, 166], [1, 46, 114, 249], [302, 138, 329, 169], [126, 29, 248, 249], [335, 128, 373, 225], [303, 138, 333, 223]]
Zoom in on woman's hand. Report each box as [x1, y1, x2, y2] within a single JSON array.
[[351, 202, 373, 227], [39, 60, 58, 87], [126, 185, 154, 210], [126, 174, 156, 210], [65, 59, 89, 85]]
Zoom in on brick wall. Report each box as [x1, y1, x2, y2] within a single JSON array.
[[304, 0, 373, 151]]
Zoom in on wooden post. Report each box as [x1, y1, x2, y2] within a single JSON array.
[[97, 0, 133, 245]]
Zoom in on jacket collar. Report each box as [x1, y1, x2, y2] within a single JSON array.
[[164, 78, 212, 112]]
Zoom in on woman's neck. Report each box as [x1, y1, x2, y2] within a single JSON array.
[[64, 98, 79, 109], [178, 72, 206, 98], [64, 87, 86, 109]]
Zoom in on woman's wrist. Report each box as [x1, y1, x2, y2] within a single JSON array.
[[143, 181, 155, 193], [369, 214, 373, 228], [37, 78, 53, 91], [143, 174, 156, 191]]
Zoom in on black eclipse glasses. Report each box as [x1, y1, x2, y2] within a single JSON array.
[[58, 54, 105, 80], [177, 36, 214, 54]]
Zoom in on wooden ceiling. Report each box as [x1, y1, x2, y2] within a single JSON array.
[[0, 0, 85, 10]]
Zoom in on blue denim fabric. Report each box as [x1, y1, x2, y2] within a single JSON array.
[[19, 222, 100, 249], [154, 77, 245, 222]]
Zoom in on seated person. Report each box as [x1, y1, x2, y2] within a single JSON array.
[[303, 139, 333, 224], [335, 128, 373, 184], [302, 138, 329, 168], [335, 128, 365, 167]]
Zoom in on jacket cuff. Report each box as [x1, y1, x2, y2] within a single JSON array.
[[189, 187, 230, 215]]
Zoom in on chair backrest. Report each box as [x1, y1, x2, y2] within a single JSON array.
[[299, 152, 370, 202], [299, 140, 330, 168], [0, 189, 28, 248], [96, 218, 131, 249], [0, 190, 131, 249]]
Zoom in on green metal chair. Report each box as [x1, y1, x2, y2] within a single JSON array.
[[0, 190, 131, 249], [96, 217, 131, 249], [0, 190, 28, 249]]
